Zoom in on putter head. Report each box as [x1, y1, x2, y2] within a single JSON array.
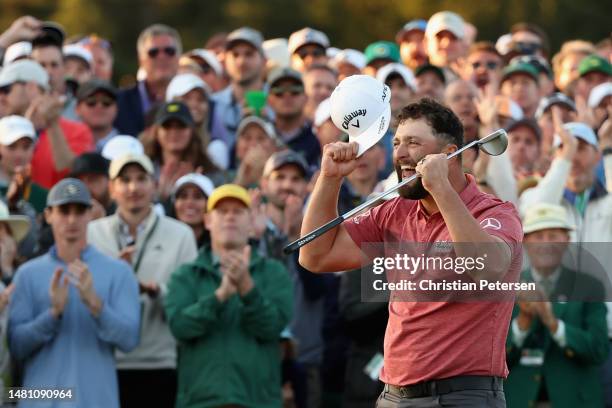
[[478, 129, 508, 156]]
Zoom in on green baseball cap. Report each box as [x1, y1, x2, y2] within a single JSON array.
[[578, 54, 612, 78], [501, 62, 539, 84], [364, 41, 400, 65]]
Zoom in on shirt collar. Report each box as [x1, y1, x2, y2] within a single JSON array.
[[531, 266, 562, 286], [50, 245, 93, 262], [117, 206, 156, 246]]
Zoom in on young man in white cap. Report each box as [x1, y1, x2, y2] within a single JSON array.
[[8, 178, 140, 408], [0, 115, 48, 214], [0, 59, 94, 190], [505, 203, 608, 408], [63, 44, 94, 85], [300, 98, 522, 407], [288, 27, 330, 72], [425, 11, 467, 74], [87, 153, 197, 408], [212, 27, 266, 147], [164, 183, 292, 408]]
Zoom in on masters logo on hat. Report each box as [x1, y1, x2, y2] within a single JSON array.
[[330, 75, 391, 157]]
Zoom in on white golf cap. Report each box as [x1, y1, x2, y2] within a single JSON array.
[[185, 49, 223, 76], [263, 38, 290, 69], [553, 122, 599, 150], [172, 173, 215, 199], [0, 115, 36, 146], [330, 49, 367, 71], [166, 73, 211, 102], [495, 33, 513, 56], [326, 47, 341, 59], [314, 97, 332, 127], [330, 75, 391, 157], [109, 154, 154, 179], [101, 135, 144, 161], [376, 63, 417, 92], [288, 27, 330, 54], [0, 59, 49, 90], [588, 82, 612, 108], [63, 44, 93, 67], [3, 41, 32, 65], [426, 11, 465, 39]]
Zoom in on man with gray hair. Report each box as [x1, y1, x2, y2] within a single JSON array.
[[115, 24, 182, 136]]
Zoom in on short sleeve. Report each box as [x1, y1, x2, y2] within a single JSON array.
[[476, 202, 523, 245], [344, 199, 397, 247]]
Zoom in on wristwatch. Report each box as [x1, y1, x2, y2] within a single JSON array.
[[602, 147, 612, 157]]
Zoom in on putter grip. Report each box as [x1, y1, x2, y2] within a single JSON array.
[[283, 216, 344, 254]]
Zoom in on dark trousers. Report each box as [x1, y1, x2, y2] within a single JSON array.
[[118, 368, 177, 408], [376, 383, 506, 408]]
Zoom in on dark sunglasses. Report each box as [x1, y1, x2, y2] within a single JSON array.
[[297, 48, 325, 60], [270, 85, 304, 97], [84, 96, 115, 108], [471, 61, 499, 70], [147, 46, 177, 58]]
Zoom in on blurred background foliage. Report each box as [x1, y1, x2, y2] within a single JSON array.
[[1, 0, 610, 84]]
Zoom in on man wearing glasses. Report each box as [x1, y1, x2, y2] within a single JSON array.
[[75, 78, 119, 151], [267, 67, 321, 168], [114, 24, 181, 137], [288, 27, 330, 73]]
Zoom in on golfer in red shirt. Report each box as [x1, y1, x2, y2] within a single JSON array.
[[300, 98, 522, 407]]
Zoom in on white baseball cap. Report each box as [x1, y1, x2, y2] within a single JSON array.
[[288, 27, 330, 54], [0, 59, 49, 90], [376, 63, 417, 92], [185, 49, 223, 76], [263, 39, 290, 69], [101, 135, 145, 161], [63, 44, 93, 67], [172, 173, 215, 199], [330, 49, 366, 71], [553, 122, 599, 150], [426, 11, 465, 40], [3, 41, 32, 65], [109, 154, 154, 179], [0, 115, 36, 146], [588, 82, 612, 108], [314, 97, 332, 127], [330, 75, 391, 157], [166, 73, 211, 102]]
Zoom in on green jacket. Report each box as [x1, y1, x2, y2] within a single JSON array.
[[164, 245, 293, 408], [505, 267, 609, 408]]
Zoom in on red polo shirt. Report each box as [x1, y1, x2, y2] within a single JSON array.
[[31, 118, 94, 189], [344, 174, 523, 386]]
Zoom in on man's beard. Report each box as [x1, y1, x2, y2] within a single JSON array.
[[395, 165, 429, 200]]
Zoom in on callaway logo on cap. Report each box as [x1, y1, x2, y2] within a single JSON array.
[[330, 75, 391, 157]]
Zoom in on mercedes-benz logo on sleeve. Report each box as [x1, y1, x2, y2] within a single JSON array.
[[480, 217, 502, 230]]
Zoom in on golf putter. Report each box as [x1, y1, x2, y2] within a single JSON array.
[[283, 129, 508, 254]]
